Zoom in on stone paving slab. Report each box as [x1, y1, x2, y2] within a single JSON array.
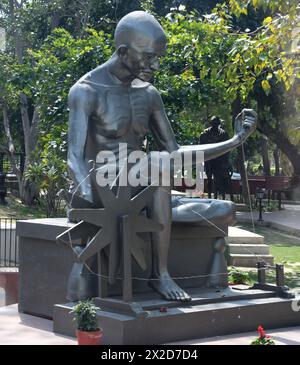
[[0, 304, 76, 345]]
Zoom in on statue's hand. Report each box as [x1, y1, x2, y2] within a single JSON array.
[[234, 108, 257, 142]]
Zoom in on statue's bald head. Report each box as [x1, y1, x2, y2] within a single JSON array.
[[114, 11, 167, 53]]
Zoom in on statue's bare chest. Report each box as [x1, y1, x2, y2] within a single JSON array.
[[91, 86, 151, 138]]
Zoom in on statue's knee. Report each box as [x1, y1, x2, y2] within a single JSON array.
[[226, 201, 236, 224], [226, 200, 236, 215], [213, 238, 226, 253], [212, 200, 236, 224]]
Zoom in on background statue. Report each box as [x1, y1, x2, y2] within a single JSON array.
[[200, 116, 232, 199], [67, 11, 257, 302]]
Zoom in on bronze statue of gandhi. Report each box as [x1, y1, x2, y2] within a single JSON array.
[[67, 11, 257, 301]]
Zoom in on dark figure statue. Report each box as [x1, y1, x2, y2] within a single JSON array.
[[200, 116, 232, 200], [67, 11, 257, 302]]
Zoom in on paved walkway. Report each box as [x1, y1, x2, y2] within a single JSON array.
[[236, 204, 300, 236], [168, 326, 300, 345], [0, 304, 76, 345], [1, 304, 300, 345]]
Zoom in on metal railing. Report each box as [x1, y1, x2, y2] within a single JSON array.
[[0, 218, 18, 267]]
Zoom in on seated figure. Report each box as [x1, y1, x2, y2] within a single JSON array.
[[67, 11, 257, 302]]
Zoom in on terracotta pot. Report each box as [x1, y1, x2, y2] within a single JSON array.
[[76, 329, 103, 345]]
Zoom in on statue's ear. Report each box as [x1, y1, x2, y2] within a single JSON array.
[[117, 45, 129, 59]]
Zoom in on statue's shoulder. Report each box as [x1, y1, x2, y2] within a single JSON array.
[[69, 65, 111, 99], [68, 79, 97, 112], [69, 79, 95, 100], [144, 84, 165, 111], [145, 83, 160, 95]]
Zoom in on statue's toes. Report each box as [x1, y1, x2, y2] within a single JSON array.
[[181, 291, 191, 302], [175, 290, 191, 302], [166, 293, 173, 301], [184, 294, 192, 302], [169, 290, 178, 301]]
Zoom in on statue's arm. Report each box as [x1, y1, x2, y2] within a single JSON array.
[[67, 84, 94, 202], [148, 87, 179, 153], [149, 87, 257, 161]]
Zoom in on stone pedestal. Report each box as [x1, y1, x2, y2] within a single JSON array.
[[17, 218, 300, 344], [53, 288, 300, 345], [17, 218, 227, 318]]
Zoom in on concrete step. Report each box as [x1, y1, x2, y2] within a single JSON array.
[[227, 226, 264, 244], [228, 254, 274, 267], [228, 243, 270, 255]]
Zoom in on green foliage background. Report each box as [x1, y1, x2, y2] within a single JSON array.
[[0, 0, 299, 207]]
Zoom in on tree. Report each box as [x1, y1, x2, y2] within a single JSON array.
[[156, 2, 299, 201], [0, 0, 299, 208]]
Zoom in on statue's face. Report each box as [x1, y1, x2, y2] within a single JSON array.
[[120, 39, 166, 82]]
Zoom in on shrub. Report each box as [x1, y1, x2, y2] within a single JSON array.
[[228, 266, 250, 285], [70, 300, 100, 332]]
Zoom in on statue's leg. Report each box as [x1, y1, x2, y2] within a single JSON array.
[[205, 163, 212, 199], [207, 238, 228, 289], [65, 170, 106, 301], [127, 153, 191, 301], [66, 246, 98, 301], [147, 186, 191, 301]]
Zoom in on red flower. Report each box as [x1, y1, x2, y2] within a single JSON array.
[[159, 307, 168, 313], [258, 325, 266, 339], [251, 326, 275, 345]]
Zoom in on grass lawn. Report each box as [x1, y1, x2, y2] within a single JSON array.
[[232, 223, 300, 290], [0, 195, 64, 219]]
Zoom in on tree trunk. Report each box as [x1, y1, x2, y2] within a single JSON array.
[[258, 118, 300, 178], [273, 147, 280, 176], [260, 135, 270, 176], [1, 105, 39, 204], [1, 100, 39, 205], [1, 105, 22, 195], [20, 106, 40, 205], [50, 11, 61, 30], [231, 98, 251, 206], [13, 0, 41, 205]]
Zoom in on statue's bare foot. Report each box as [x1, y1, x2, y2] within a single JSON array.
[[149, 272, 191, 302]]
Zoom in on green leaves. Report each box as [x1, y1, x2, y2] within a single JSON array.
[[263, 16, 273, 25], [70, 300, 100, 332], [1, 0, 299, 199], [261, 79, 271, 95]]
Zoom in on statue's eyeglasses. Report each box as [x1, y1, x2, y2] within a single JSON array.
[[128, 46, 162, 62]]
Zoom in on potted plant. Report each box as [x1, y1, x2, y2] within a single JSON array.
[[70, 300, 103, 345]]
